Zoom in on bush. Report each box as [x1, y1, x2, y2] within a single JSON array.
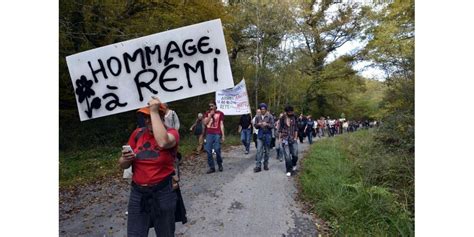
[[376, 77, 415, 153], [376, 111, 414, 153], [299, 130, 414, 236]]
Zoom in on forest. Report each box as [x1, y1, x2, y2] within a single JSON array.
[[60, 0, 413, 152], [59, 1, 414, 234]]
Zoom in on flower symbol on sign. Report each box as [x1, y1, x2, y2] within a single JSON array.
[[75, 75, 95, 103], [74, 75, 102, 118]]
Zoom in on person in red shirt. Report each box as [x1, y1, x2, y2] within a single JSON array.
[[119, 96, 179, 237], [203, 101, 225, 173]]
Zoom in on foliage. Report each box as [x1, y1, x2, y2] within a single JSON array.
[[226, 0, 297, 110], [363, 0, 414, 77], [291, 0, 373, 115], [59, 0, 392, 152], [346, 78, 387, 120], [362, 0, 415, 152], [299, 130, 414, 236], [303, 55, 365, 117]]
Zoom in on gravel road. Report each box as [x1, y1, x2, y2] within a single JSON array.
[[59, 141, 318, 237]]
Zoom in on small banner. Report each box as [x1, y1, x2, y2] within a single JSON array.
[[66, 19, 234, 121], [215, 79, 250, 115]]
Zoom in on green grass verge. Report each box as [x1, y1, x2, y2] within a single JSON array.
[[299, 129, 414, 236], [59, 147, 121, 188], [59, 134, 242, 189]]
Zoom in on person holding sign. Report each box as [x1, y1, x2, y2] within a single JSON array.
[[118, 96, 180, 237], [203, 101, 225, 173], [253, 103, 275, 173]]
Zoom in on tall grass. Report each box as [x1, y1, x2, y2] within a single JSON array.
[[299, 129, 414, 236]]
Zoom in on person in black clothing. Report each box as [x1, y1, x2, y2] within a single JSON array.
[[238, 113, 252, 154], [304, 115, 315, 144], [296, 114, 307, 143]]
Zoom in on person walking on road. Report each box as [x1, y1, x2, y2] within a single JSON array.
[[238, 113, 252, 155], [297, 114, 307, 143], [304, 115, 315, 144], [253, 103, 274, 172], [189, 113, 205, 155], [327, 117, 336, 137], [279, 105, 299, 177], [316, 116, 325, 138], [203, 101, 225, 174], [274, 113, 284, 162], [342, 120, 349, 133], [119, 97, 180, 237], [252, 109, 261, 149]]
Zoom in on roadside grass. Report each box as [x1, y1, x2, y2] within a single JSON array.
[[59, 147, 121, 188], [299, 129, 414, 236], [60, 134, 242, 189]]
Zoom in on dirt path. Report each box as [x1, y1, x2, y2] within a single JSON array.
[[59, 140, 319, 237]]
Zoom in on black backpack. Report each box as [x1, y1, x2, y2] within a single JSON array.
[[194, 120, 203, 135]]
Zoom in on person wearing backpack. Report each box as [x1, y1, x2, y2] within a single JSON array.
[[162, 103, 180, 130], [189, 113, 205, 155], [119, 97, 182, 237]]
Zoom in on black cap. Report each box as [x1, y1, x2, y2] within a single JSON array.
[[284, 105, 294, 112]]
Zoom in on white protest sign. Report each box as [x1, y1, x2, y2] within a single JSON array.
[[216, 79, 250, 115], [66, 19, 234, 121]]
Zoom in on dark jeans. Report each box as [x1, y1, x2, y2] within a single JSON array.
[[275, 140, 283, 160], [306, 131, 313, 144], [127, 179, 177, 237], [253, 133, 258, 148], [205, 133, 222, 168], [282, 140, 298, 172], [328, 126, 335, 137], [298, 130, 305, 143], [256, 135, 271, 167], [240, 128, 251, 152]]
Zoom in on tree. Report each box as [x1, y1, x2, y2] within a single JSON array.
[[291, 0, 371, 114], [225, 0, 296, 109], [362, 0, 414, 151]]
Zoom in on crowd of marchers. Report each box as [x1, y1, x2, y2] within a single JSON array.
[[118, 96, 379, 236]]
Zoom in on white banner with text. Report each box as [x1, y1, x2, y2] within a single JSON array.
[[216, 79, 250, 115], [66, 19, 234, 121]]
